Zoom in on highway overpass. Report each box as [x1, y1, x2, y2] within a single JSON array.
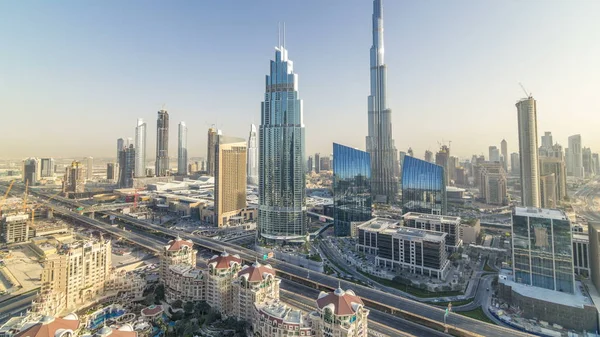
[[14, 185, 534, 337]]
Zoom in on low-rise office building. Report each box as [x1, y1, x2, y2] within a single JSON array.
[[357, 218, 450, 279], [402, 212, 462, 251]]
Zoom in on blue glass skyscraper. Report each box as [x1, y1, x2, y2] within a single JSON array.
[[512, 207, 575, 293], [258, 41, 307, 243], [333, 143, 372, 237], [401, 156, 447, 215], [366, 0, 399, 205]]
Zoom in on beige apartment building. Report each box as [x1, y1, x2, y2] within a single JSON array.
[[214, 135, 247, 227], [37, 238, 111, 315], [310, 287, 370, 337], [234, 261, 280, 322], [253, 300, 313, 337], [159, 236, 196, 283], [164, 264, 205, 303], [206, 251, 242, 317]]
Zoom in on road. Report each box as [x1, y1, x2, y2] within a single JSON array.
[[320, 236, 494, 310], [103, 212, 532, 336], [281, 280, 448, 337], [0, 291, 38, 324], [15, 185, 534, 337]]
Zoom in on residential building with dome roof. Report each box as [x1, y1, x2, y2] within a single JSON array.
[[310, 287, 369, 337], [234, 261, 280, 321], [206, 251, 242, 317], [13, 313, 80, 337]]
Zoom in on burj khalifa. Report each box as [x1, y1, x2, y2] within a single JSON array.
[[366, 0, 399, 204]]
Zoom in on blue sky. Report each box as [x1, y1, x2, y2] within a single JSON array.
[[1, 0, 599, 160]]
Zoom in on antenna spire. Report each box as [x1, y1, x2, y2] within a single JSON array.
[[283, 22, 286, 48], [278, 22, 281, 47]]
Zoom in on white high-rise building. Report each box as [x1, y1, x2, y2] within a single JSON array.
[[178, 121, 188, 175], [247, 124, 258, 185], [489, 146, 500, 162], [516, 96, 540, 207], [134, 118, 147, 178], [568, 134, 583, 177], [85, 157, 93, 181], [541, 131, 553, 149]]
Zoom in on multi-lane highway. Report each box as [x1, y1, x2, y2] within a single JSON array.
[[14, 185, 533, 337], [281, 280, 448, 337]]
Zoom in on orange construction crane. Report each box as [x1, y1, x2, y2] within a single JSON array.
[[31, 190, 63, 227], [0, 180, 16, 217], [23, 180, 28, 212]]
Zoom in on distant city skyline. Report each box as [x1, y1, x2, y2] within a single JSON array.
[[1, 1, 598, 159]]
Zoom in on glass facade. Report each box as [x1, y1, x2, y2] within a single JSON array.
[[333, 143, 372, 237], [134, 118, 147, 178], [512, 208, 575, 293], [258, 45, 307, 243], [178, 121, 188, 175], [401, 156, 446, 215], [366, 0, 399, 204]]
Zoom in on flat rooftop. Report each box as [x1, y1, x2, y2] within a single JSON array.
[[386, 227, 447, 242], [403, 212, 461, 223], [514, 207, 568, 221], [358, 218, 400, 231]]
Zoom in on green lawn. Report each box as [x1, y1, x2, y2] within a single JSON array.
[[457, 308, 495, 324]]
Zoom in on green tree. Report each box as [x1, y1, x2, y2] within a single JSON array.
[[154, 284, 165, 302], [171, 299, 183, 309], [183, 301, 194, 316], [195, 300, 211, 316]]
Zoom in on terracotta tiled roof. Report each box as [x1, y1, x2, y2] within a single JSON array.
[[316, 288, 364, 316], [15, 315, 80, 337], [208, 251, 241, 269], [238, 262, 276, 282], [141, 305, 164, 317], [165, 236, 193, 251]]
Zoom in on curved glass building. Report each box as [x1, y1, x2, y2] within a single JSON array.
[[333, 143, 372, 237], [401, 156, 446, 215], [258, 44, 307, 243]]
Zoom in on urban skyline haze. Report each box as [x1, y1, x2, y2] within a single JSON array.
[[1, 0, 598, 159]]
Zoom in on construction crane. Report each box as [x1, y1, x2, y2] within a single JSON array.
[[0, 180, 15, 217], [519, 82, 532, 98], [23, 180, 28, 212], [30, 190, 63, 227]]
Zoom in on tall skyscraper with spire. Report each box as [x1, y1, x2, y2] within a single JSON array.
[[156, 109, 169, 176], [258, 32, 307, 243], [366, 0, 399, 204], [247, 124, 258, 185], [134, 118, 147, 178]]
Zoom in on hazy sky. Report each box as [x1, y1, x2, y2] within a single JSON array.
[[1, 0, 599, 161]]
